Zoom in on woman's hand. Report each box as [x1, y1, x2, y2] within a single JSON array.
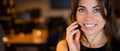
[[66, 21, 81, 51]]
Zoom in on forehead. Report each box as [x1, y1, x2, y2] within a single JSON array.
[[78, 0, 98, 6]]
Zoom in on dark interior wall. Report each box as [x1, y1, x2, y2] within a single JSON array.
[[0, 0, 6, 16], [113, 0, 120, 17], [113, 0, 120, 10]]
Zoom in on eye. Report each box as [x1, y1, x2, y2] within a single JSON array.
[[94, 7, 100, 13], [78, 8, 85, 13]]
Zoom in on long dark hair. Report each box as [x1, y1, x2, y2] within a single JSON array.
[[71, 0, 120, 50]]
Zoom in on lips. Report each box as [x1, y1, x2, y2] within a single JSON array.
[[84, 24, 96, 28]]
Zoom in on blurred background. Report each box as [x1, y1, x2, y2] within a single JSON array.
[[0, 0, 120, 51]]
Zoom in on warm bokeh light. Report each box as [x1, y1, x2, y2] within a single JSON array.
[[3, 36, 8, 42], [36, 31, 41, 36]]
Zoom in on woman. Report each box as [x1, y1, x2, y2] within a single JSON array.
[[56, 0, 120, 51]]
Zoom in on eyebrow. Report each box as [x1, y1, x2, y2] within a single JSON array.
[[93, 6, 99, 8], [78, 5, 99, 8], [77, 5, 85, 8]]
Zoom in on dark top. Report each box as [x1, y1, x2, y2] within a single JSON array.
[[66, 38, 120, 51]]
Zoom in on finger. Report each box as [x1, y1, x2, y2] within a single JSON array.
[[67, 21, 77, 30], [70, 29, 79, 39], [75, 30, 81, 42], [66, 25, 78, 38], [66, 29, 79, 42], [74, 30, 81, 49], [67, 25, 78, 33]]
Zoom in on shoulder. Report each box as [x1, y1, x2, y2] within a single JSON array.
[[56, 39, 68, 51]]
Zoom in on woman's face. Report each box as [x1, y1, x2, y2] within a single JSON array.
[[76, 0, 105, 35]]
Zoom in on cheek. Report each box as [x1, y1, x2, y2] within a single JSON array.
[[96, 16, 106, 27], [99, 18, 105, 25], [76, 14, 83, 25]]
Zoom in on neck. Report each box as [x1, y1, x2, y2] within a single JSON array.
[[81, 30, 107, 48]]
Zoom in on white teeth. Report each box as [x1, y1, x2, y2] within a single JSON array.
[[84, 24, 95, 27]]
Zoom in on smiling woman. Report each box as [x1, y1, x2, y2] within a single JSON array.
[[56, 0, 120, 51]]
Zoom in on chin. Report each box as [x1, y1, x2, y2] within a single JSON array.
[[82, 30, 97, 35]]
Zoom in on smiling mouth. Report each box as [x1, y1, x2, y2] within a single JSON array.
[[84, 24, 96, 28]]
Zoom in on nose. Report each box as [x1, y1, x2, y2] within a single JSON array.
[[85, 12, 93, 21]]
